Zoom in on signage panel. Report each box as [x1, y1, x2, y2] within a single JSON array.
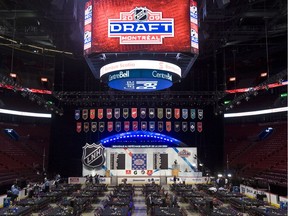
[[84, 0, 198, 53]]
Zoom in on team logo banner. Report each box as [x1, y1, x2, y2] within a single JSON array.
[[123, 108, 129, 119], [198, 109, 203, 120], [190, 122, 195, 132], [114, 108, 120, 119], [157, 108, 163, 119], [98, 109, 103, 119], [75, 110, 80, 120], [182, 109, 188, 119], [174, 108, 180, 119], [190, 109, 196, 119], [82, 143, 105, 168], [84, 122, 89, 133], [133, 121, 138, 131], [174, 122, 180, 132], [166, 108, 172, 119], [149, 121, 155, 132], [91, 122, 97, 132], [124, 121, 130, 131], [82, 109, 88, 120], [141, 121, 147, 131], [132, 153, 147, 170], [108, 121, 113, 132], [115, 121, 121, 132], [166, 121, 171, 132], [131, 108, 137, 119], [99, 122, 105, 132], [108, 8, 174, 45], [90, 109, 95, 120], [182, 122, 188, 132], [140, 108, 146, 119], [197, 122, 203, 132], [149, 108, 155, 119], [157, 121, 163, 132], [76, 122, 82, 133], [107, 108, 112, 119]]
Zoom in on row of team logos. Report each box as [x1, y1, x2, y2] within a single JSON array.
[[76, 121, 203, 133], [75, 108, 203, 120]]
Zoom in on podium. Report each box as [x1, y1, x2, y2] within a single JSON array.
[[105, 170, 110, 177], [172, 164, 180, 177]]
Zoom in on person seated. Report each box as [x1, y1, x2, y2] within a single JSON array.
[[10, 184, 20, 203]]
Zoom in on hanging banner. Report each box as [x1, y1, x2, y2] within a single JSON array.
[[166, 121, 171, 132], [190, 122, 195, 132], [91, 122, 97, 132], [197, 122, 203, 132], [198, 109, 203, 120], [124, 121, 130, 131], [108, 121, 113, 132], [115, 121, 121, 132], [149, 108, 155, 119], [107, 108, 112, 119], [82, 109, 88, 120], [133, 121, 138, 131], [131, 108, 137, 119], [76, 122, 82, 133], [75, 110, 80, 120], [182, 122, 188, 132], [140, 108, 146, 119], [157, 108, 163, 119], [99, 122, 105, 132], [90, 109, 95, 120], [158, 121, 163, 132], [149, 121, 155, 132], [114, 108, 120, 119], [166, 108, 172, 119], [182, 109, 188, 119], [84, 122, 89, 133], [174, 122, 180, 132], [141, 121, 147, 131], [190, 109, 196, 119], [98, 109, 103, 119], [123, 108, 129, 119], [174, 108, 180, 119]]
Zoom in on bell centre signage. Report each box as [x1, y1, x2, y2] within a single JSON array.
[[100, 60, 181, 92]]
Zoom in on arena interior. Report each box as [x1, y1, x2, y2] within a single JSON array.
[[0, 0, 287, 215]]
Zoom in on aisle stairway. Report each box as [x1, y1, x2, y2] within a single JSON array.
[[133, 186, 147, 216]]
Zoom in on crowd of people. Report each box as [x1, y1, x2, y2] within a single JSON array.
[[6, 173, 62, 205]]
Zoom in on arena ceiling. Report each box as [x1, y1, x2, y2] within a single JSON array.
[[0, 0, 286, 113]]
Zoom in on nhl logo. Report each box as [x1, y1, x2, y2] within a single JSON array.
[[134, 7, 148, 21], [82, 143, 105, 169]]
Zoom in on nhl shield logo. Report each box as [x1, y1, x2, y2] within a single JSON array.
[[82, 143, 105, 169], [134, 7, 148, 21]]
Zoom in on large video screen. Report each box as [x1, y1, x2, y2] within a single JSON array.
[[83, 0, 198, 54]]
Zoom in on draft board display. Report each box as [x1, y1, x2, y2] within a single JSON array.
[[82, 147, 199, 177], [83, 0, 198, 54]]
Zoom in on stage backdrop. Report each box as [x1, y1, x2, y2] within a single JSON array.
[[82, 147, 200, 177]]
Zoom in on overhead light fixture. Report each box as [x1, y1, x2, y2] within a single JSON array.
[[229, 77, 236, 82], [41, 77, 48, 82], [260, 72, 267, 77], [10, 73, 17, 78]]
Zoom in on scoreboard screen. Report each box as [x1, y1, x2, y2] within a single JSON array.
[[110, 153, 126, 170], [83, 0, 199, 54], [153, 153, 168, 169]]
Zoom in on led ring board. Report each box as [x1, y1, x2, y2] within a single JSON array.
[[100, 60, 181, 92]]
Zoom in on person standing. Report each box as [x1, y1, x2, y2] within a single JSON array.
[[43, 178, 50, 193]]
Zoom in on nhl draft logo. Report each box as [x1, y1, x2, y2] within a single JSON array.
[[134, 7, 148, 21], [108, 7, 174, 44], [82, 143, 105, 169]]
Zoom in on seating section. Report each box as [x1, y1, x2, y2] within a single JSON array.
[[0, 123, 50, 186], [225, 122, 287, 185]]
